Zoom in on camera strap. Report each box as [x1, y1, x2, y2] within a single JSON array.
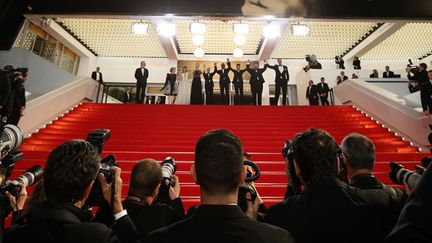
[[110, 175, 116, 214]]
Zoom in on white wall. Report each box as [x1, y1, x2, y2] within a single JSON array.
[[95, 57, 177, 83]]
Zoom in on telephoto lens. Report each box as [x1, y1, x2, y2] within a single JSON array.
[[389, 162, 421, 191], [161, 157, 177, 187], [1, 165, 43, 195], [0, 124, 24, 160]]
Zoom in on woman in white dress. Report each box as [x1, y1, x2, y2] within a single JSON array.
[[175, 66, 192, 104]]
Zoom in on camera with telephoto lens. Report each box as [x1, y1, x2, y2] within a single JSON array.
[[389, 161, 426, 192], [1, 165, 43, 195], [0, 116, 24, 181], [155, 157, 177, 204], [237, 159, 261, 212], [282, 140, 302, 197], [84, 129, 119, 208]]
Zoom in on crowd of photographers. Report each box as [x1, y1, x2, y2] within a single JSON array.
[[0, 126, 431, 243]]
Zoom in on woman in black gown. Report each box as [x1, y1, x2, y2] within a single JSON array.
[[190, 63, 203, 105], [161, 67, 178, 104]]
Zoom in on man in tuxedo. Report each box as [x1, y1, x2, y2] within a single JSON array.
[[246, 61, 268, 106], [4, 140, 142, 243], [123, 88, 133, 104], [407, 63, 429, 93], [420, 70, 432, 116], [306, 80, 319, 106], [91, 66, 103, 83], [203, 65, 216, 105], [267, 58, 289, 106], [214, 62, 231, 105], [228, 59, 247, 105], [383, 66, 395, 78], [341, 133, 406, 241], [147, 129, 294, 243], [316, 77, 330, 106], [8, 70, 27, 126], [134, 61, 149, 104], [340, 71, 349, 81]]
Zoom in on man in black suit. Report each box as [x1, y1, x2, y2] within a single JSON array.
[[385, 158, 432, 243], [246, 61, 267, 106], [91, 66, 103, 83], [214, 62, 231, 105], [341, 133, 406, 241], [147, 129, 294, 243], [228, 59, 247, 105], [0, 66, 13, 117], [8, 70, 27, 126], [265, 128, 407, 243], [420, 70, 432, 116], [4, 140, 142, 243], [316, 77, 330, 106], [123, 88, 133, 104], [383, 66, 395, 78], [267, 58, 289, 106], [134, 61, 149, 104], [407, 63, 429, 93], [96, 159, 184, 239], [340, 71, 349, 81], [203, 65, 216, 105], [306, 80, 319, 106]]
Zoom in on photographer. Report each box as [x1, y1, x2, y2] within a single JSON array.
[[97, 158, 184, 239], [147, 129, 294, 243], [420, 70, 432, 116], [0, 66, 13, 117], [4, 139, 142, 243], [8, 69, 27, 126], [407, 63, 428, 93], [335, 56, 345, 69], [266, 128, 405, 243], [341, 133, 406, 239]]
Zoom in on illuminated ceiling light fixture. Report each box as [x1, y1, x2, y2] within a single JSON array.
[[190, 22, 206, 34], [233, 48, 244, 58], [131, 21, 148, 35], [157, 22, 176, 36], [234, 35, 246, 46], [263, 23, 281, 38], [234, 23, 249, 34], [192, 35, 205, 46], [194, 47, 205, 58], [291, 24, 310, 36]]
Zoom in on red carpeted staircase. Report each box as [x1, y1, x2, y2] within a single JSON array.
[[12, 103, 428, 209]]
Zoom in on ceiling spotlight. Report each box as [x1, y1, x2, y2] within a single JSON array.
[[131, 22, 148, 35], [157, 22, 176, 36], [234, 35, 246, 46], [194, 47, 205, 58], [234, 23, 249, 34], [263, 23, 281, 38], [291, 24, 310, 36], [190, 22, 206, 34], [233, 48, 244, 58], [192, 35, 205, 46]]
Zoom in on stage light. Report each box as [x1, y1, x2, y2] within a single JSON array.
[[194, 47, 205, 57], [234, 23, 249, 34], [190, 23, 206, 34], [131, 22, 148, 35], [263, 24, 281, 38], [233, 48, 244, 58], [291, 24, 310, 36], [157, 22, 176, 36], [234, 35, 246, 46], [192, 35, 205, 46]]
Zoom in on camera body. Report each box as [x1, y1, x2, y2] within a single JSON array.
[[155, 157, 177, 204], [237, 160, 261, 212]]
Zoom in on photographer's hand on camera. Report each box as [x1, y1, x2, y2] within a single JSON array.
[[5, 183, 27, 212], [167, 175, 180, 200], [98, 166, 124, 215]]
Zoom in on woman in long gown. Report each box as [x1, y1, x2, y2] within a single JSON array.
[[175, 66, 192, 104], [190, 63, 203, 105], [160, 67, 178, 104]]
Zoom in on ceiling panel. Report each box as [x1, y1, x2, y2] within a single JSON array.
[[271, 21, 378, 60], [360, 23, 432, 61], [57, 18, 167, 58], [174, 19, 264, 55]]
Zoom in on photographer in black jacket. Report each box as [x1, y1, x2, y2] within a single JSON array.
[[407, 63, 428, 93], [4, 139, 142, 243], [97, 158, 184, 239], [266, 128, 405, 243], [341, 133, 406, 241], [0, 66, 14, 117]]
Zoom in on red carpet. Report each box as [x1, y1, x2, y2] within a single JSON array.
[[12, 103, 427, 209]]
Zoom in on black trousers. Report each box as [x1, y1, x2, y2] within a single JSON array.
[[220, 82, 230, 105], [135, 84, 146, 104], [234, 83, 243, 105], [252, 85, 263, 106], [309, 98, 319, 106], [320, 95, 329, 106], [205, 85, 213, 105], [274, 81, 288, 106]]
